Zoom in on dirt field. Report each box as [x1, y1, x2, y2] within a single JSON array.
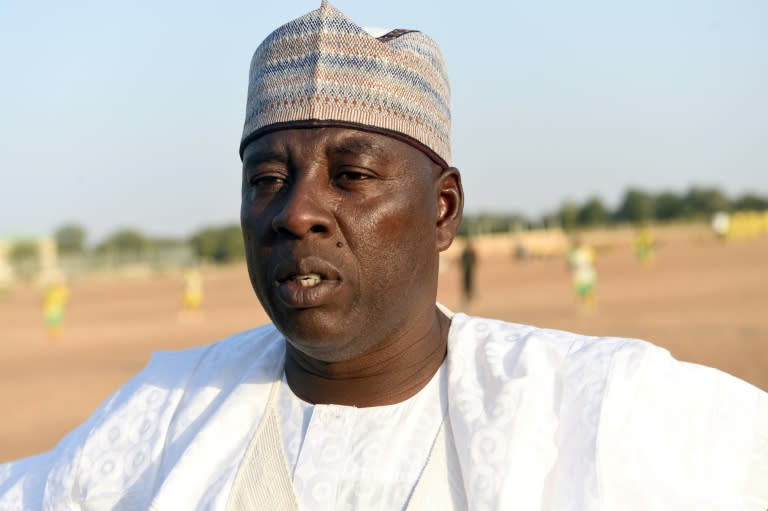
[[1, 226, 767, 462]]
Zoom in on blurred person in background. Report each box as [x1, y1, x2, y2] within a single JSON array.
[[459, 238, 477, 306], [42, 276, 69, 342], [181, 267, 204, 312], [567, 236, 597, 310], [1, 2, 766, 510], [633, 226, 656, 266], [712, 211, 731, 240]]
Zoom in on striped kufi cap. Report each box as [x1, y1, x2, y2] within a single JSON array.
[[240, 0, 452, 168]]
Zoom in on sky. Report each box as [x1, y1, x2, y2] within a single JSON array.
[[1, 0, 766, 242]]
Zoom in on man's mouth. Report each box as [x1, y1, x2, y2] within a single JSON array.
[[274, 257, 340, 286], [292, 273, 323, 288], [272, 258, 342, 308]]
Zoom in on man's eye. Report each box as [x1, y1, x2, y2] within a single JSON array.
[[249, 175, 286, 189], [335, 169, 371, 183]]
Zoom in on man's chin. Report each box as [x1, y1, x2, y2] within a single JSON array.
[[275, 311, 360, 362], [284, 335, 362, 364]]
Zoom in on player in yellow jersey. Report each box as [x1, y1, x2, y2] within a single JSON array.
[[182, 268, 204, 311], [43, 280, 69, 341], [633, 227, 655, 266], [567, 238, 597, 309]]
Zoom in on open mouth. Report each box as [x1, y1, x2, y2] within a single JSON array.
[[272, 258, 342, 307], [291, 273, 323, 288], [274, 257, 340, 287]]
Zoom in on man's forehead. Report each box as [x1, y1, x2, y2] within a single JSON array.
[[242, 128, 411, 162]]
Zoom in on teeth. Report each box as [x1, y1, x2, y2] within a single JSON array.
[[294, 274, 322, 287]]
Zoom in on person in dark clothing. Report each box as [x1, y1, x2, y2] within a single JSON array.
[[460, 240, 477, 304]]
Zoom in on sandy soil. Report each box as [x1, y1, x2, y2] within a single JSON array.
[[1, 229, 766, 462]]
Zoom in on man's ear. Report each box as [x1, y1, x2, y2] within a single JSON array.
[[435, 167, 464, 252]]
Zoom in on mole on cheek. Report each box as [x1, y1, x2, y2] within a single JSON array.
[[336, 242, 343, 248]]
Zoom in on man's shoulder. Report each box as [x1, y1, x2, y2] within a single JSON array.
[[448, 311, 767, 410], [0, 323, 286, 509], [445, 312, 662, 430], [448, 312, 659, 377], [446, 314, 768, 508]]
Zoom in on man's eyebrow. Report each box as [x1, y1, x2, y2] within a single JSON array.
[[243, 148, 287, 167], [328, 137, 387, 158]]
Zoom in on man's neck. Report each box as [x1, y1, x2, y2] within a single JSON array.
[[283, 308, 451, 407]]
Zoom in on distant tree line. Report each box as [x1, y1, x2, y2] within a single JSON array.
[[459, 186, 768, 235], [44, 223, 246, 265], [188, 225, 244, 263]]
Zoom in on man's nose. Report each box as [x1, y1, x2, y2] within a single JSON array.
[[271, 181, 334, 238]]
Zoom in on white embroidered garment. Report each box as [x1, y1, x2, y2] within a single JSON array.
[[226, 370, 464, 511], [1, 313, 767, 510], [276, 366, 447, 511]]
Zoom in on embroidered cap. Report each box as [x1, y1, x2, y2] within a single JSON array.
[[240, 0, 452, 168]]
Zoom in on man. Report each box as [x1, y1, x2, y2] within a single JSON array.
[[1, 2, 767, 510]]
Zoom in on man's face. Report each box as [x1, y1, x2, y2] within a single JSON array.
[[241, 127, 461, 362]]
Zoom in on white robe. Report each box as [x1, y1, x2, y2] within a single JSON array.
[[1, 313, 766, 510], [274, 365, 450, 510]]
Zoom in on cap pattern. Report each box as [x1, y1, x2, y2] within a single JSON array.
[[240, 1, 451, 167]]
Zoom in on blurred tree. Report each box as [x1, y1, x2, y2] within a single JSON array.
[[653, 191, 685, 220], [217, 226, 245, 262], [458, 213, 529, 236], [732, 193, 768, 211], [9, 240, 40, 278], [682, 187, 730, 217], [9, 240, 39, 264], [538, 214, 561, 230], [152, 237, 188, 249], [615, 188, 654, 223], [97, 229, 150, 257], [558, 201, 580, 231], [577, 197, 608, 226], [54, 223, 87, 254], [190, 225, 245, 263]]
